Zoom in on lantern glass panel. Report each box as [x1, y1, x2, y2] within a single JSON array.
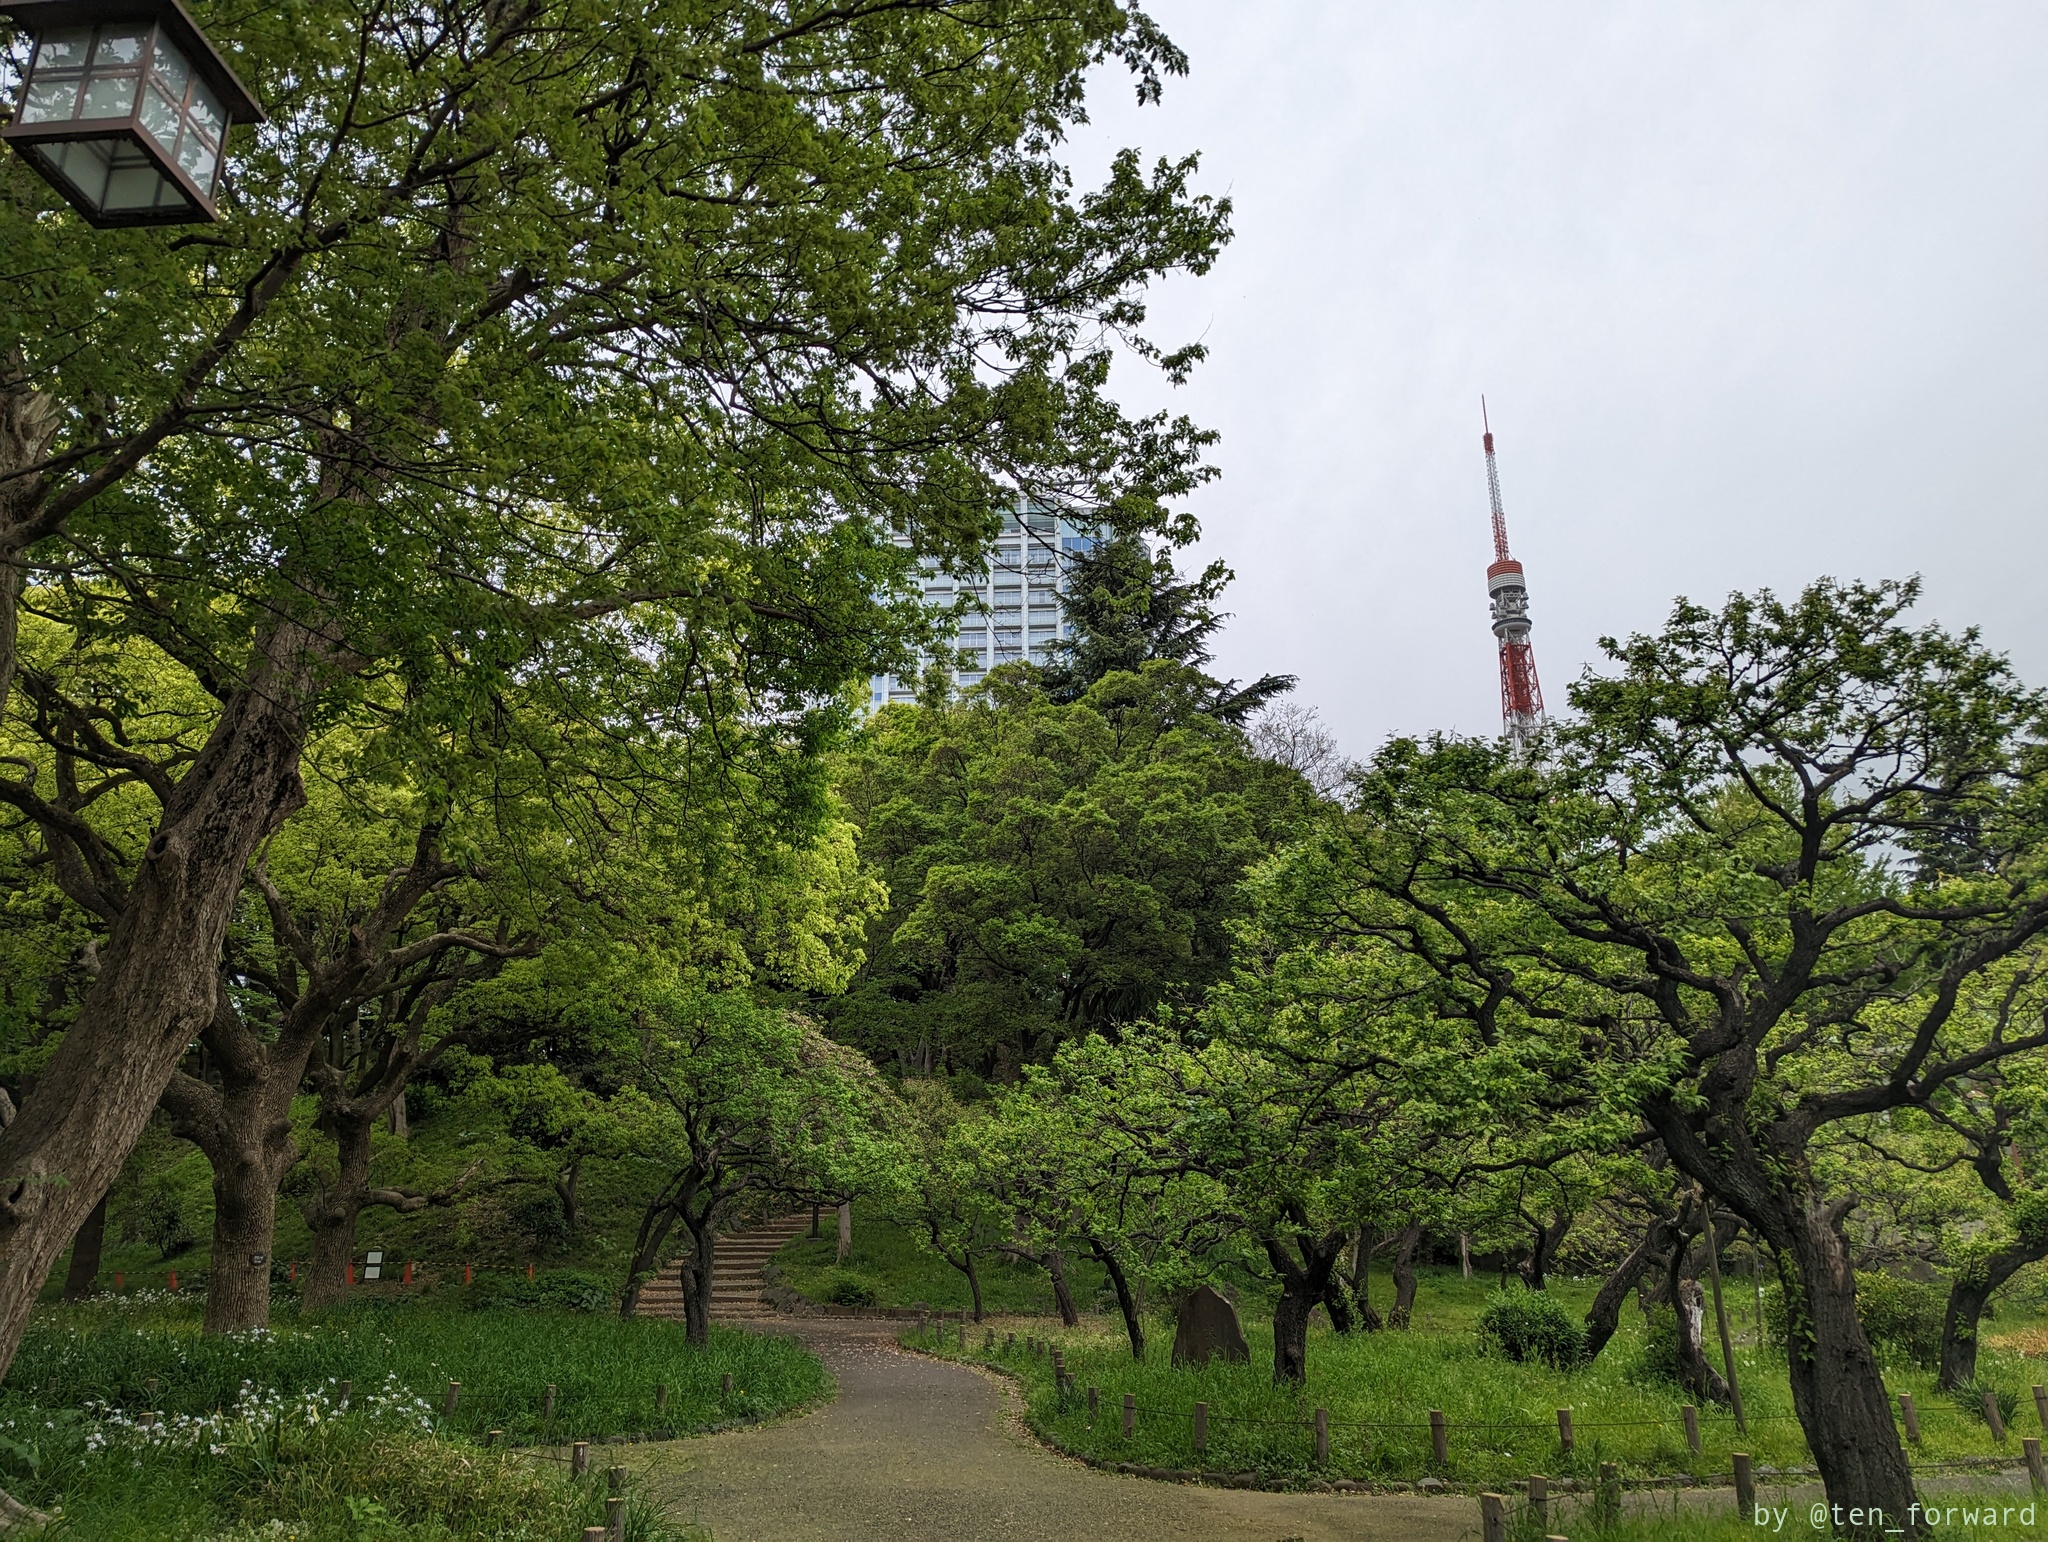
[[41, 135, 182, 215], [148, 36, 191, 102], [19, 29, 92, 122], [140, 82, 180, 152]]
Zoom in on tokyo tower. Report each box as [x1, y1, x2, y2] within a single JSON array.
[[1480, 402, 1545, 755]]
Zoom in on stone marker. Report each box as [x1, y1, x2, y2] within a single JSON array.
[[1170, 1284, 1250, 1367]]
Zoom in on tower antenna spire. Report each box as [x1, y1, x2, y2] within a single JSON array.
[[1480, 406, 1546, 756]]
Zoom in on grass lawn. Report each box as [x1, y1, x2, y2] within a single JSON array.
[[772, 1205, 1108, 1316], [909, 1262, 2048, 1495], [0, 1294, 831, 1540]]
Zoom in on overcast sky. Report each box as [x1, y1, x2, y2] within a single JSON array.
[[1062, 2, 2048, 756]]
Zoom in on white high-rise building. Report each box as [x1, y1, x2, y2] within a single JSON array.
[[868, 506, 1100, 709]]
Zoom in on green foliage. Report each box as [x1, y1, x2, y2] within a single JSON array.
[[775, 1208, 1104, 1316], [832, 663, 1313, 1069], [11, 1297, 826, 1443], [1853, 1273, 1948, 1370], [1040, 535, 1294, 723], [457, 1269, 612, 1315], [1758, 1273, 1945, 1370], [1949, 1380, 2020, 1430], [816, 1271, 879, 1308], [0, 1403, 693, 1542], [1478, 1285, 1586, 1369]]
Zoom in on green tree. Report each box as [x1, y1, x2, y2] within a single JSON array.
[[0, 0, 1229, 1387], [1041, 535, 1293, 723], [608, 990, 888, 1343], [1293, 578, 2048, 1534], [832, 663, 1311, 1073]]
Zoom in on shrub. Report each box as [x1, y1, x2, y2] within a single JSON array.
[[460, 1268, 612, 1313], [1854, 1272, 1945, 1370], [1761, 1272, 1944, 1369], [1477, 1285, 1584, 1368], [818, 1270, 878, 1307]]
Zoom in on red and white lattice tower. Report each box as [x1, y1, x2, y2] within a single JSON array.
[[1481, 402, 1545, 756]]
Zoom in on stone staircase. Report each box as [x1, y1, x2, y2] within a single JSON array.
[[637, 1213, 812, 1325]]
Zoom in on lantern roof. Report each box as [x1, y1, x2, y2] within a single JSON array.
[[4, 0, 264, 124]]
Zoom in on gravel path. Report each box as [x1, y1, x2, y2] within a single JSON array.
[[626, 1321, 1476, 1542]]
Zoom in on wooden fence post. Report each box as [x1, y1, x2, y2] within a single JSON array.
[[722, 1372, 734, 1396], [1087, 1385, 1099, 1420], [1596, 1461, 1620, 1526], [605, 1495, 623, 1542], [2034, 1384, 2048, 1433], [571, 1440, 588, 1478], [1193, 1401, 1208, 1455], [1733, 1452, 1755, 1519], [544, 1384, 556, 1422], [582, 1529, 605, 1541], [1899, 1391, 1922, 1445], [1556, 1407, 1572, 1453], [1526, 1473, 1547, 1533], [1315, 1407, 1329, 1465], [1478, 1492, 1507, 1542], [443, 1380, 461, 1418], [1681, 1403, 1701, 1455], [1429, 1409, 1448, 1466], [1986, 1390, 2009, 1442], [655, 1383, 668, 1411], [1122, 1392, 1135, 1438], [2024, 1437, 2047, 1493]]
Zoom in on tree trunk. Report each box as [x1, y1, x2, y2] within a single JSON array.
[[1388, 1223, 1422, 1328], [161, 1042, 306, 1334], [1264, 1228, 1348, 1385], [682, 1211, 716, 1346], [1518, 1210, 1572, 1291], [620, 1198, 680, 1320], [1044, 1246, 1080, 1328], [1350, 1225, 1383, 1331], [1938, 1242, 2042, 1389], [1776, 1209, 1918, 1537], [1091, 1238, 1144, 1360], [836, 1201, 851, 1263], [61, 1194, 106, 1302], [1322, 1271, 1357, 1333], [0, 636, 316, 1380], [1583, 1213, 1676, 1362], [301, 1110, 375, 1311], [1272, 1276, 1316, 1385], [555, 1155, 581, 1235], [964, 1250, 985, 1324]]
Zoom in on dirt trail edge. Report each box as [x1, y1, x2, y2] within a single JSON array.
[[626, 1321, 1473, 1542]]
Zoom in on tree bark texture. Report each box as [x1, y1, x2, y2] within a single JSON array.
[[301, 1107, 376, 1311], [836, 1201, 851, 1263], [1388, 1223, 1422, 1328], [0, 639, 317, 1382], [60, 1194, 106, 1302], [1583, 1212, 1677, 1363], [161, 1052, 302, 1333]]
